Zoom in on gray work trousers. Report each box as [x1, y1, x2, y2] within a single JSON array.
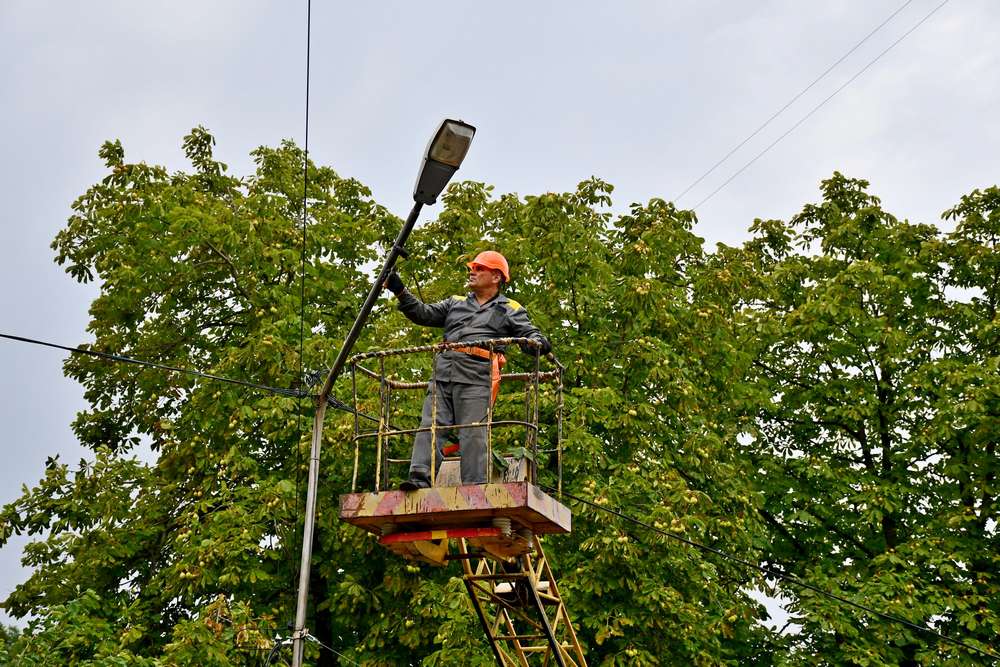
[[408, 380, 491, 485]]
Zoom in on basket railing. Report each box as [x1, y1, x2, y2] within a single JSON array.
[[348, 337, 564, 493]]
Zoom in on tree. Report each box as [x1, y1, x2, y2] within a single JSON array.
[[1, 128, 395, 665], [12, 131, 994, 666], [731, 174, 999, 665], [0, 623, 21, 645], [0, 129, 774, 665]]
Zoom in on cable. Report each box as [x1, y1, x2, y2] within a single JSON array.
[[264, 636, 291, 665], [0, 331, 380, 424], [290, 0, 314, 626], [262, 632, 361, 666], [11, 327, 987, 656], [296, 0, 312, 393], [0, 332, 305, 399], [305, 632, 362, 666], [673, 0, 914, 204], [544, 485, 1000, 662], [691, 0, 951, 211], [1, 331, 389, 662]]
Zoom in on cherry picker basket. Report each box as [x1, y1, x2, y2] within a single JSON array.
[[338, 337, 571, 564]]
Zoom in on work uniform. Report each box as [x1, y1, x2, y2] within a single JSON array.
[[396, 288, 549, 485]]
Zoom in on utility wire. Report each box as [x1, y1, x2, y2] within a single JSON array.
[[264, 636, 288, 666], [673, 0, 914, 204], [9, 328, 989, 657], [306, 632, 362, 666], [296, 0, 312, 395], [0, 332, 304, 399], [546, 485, 1000, 662], [0, 331, 379, 421], [291, 0, 314, 625], [691, 0, 951, 211]]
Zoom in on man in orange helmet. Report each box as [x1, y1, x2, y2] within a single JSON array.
[[384, 250, 551, 490]]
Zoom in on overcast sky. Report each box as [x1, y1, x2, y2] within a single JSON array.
[[2, 0, 997, 629]]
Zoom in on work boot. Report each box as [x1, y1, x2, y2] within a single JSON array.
[[399, 478, 430, 492]]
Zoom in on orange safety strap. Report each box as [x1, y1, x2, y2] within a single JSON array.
[[452, 345, 506, 403]]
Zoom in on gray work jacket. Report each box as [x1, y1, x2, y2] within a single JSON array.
[[396, 289, 548, 385]]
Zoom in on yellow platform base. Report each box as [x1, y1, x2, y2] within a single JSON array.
[[339, 481, 571, 564]]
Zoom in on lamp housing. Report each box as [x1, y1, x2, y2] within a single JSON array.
[[413, 119, 476, 204]]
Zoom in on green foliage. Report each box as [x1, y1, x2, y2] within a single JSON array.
[[395, 181, 773, 665], [2, 130, 997, 665], [731, 174, 1000, 665], [4, 128, 395, 665]]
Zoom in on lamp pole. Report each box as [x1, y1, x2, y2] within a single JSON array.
[[290, 119, 475, 666]]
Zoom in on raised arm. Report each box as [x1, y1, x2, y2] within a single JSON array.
[[384, 273, 452, 327], [395, 290, 453, 327]]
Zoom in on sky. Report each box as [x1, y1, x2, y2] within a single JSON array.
[[1, 0, 998, 630]]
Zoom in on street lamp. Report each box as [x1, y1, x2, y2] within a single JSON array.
[[414, 119, 476, 204], [291, 119, 475, 667]]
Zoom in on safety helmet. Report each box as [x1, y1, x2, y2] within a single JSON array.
[[467, 250, 510, 283]]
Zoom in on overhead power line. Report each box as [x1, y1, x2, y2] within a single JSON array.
[[296, 0, 312, 390], [263, 632, 360, 666], [674, 0, 915, 204], [0, 332, 304, 399], [691, 0, 952, 211], [546, 485, 999, 662], [305, 632, 361, 666], [0, 331, 375, 422], [292, 0, 314, 623]]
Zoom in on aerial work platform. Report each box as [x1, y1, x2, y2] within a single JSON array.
[[338, 340, 587, 665], [340, 338, 569, 564]]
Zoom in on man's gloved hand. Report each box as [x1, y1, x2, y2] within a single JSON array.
[[520, 336, 552, 355], [384, 271, 405, 296]]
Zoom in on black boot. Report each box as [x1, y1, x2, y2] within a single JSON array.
[[399, 477, 430, 492]]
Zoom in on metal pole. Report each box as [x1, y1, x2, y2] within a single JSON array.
[[291, 200, 423, 666]]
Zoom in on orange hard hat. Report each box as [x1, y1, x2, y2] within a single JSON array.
[[467, 250, 510, 283]]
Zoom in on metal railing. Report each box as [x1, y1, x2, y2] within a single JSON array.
[[348, 337, 564, 493]]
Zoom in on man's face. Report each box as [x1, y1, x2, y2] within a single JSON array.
[[467, 263, 500, 290]]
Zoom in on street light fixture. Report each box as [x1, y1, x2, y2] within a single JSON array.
[[291, 119, 475, 667], [414, 119, 476, 204]]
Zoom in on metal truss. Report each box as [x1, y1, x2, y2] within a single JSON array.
[[460, 536, 587, 667]]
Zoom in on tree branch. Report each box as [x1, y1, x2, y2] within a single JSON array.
[[203, 240, 254, 306]]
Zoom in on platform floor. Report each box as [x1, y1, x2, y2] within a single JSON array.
[[339, 481, 571, 539]]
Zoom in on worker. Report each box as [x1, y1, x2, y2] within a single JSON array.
[[384, 250, 551, 490]]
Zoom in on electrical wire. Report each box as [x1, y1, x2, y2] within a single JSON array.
[[9, 325, 990, 656], [262, 632, 361, 667], [264, 636, 291, 665], [290, 0, 314, 628], [2, 329, 385, 662], [673, 0, 914, 204], [0, 332, 305, 399], [544, 485, 1000, 662], [296, 0, 312, 396], [0, 331, 379, 422], [691, 0, 951, 211], [305, 632, 362, 666]]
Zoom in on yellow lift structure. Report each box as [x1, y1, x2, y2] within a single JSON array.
[[339, 338, 587, 666]]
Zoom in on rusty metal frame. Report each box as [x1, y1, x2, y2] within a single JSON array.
[[486, 341, 497, 483], [348, 338, 564, 492], [459, 536, 587, 666], [341, 339, 581, 667]]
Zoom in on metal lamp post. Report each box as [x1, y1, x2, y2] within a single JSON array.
[[291, 119, 475, 666]]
